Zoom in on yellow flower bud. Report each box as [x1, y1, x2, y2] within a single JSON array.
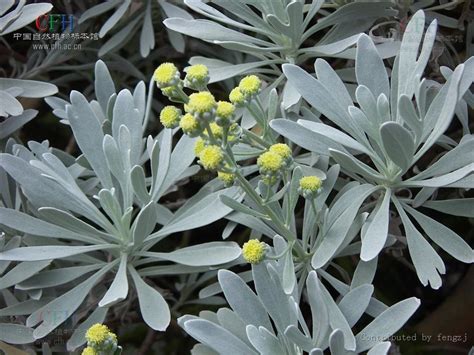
[[180, 113, 201, 136], [239, 75, 261, 96], [199, 145, 224, 170], [187, 91, 217, 120], [257, 151, 284, 173], [215, 100, 236, 126], [218, 171, 235, 186], [242, 239, 266, 264], [85, 323, 118, 353], [86, 324, 113, 344], [159, 106, 181, 129], [229, 87, 245, 105], [269, 143, 292, 159], [186, 64, 208, 80], [216, 101, 235, 118], [154, 63, 180, 88], [185, 64, 209, 89], [299, 175, 323, 198], [299, 176, 322, 192]]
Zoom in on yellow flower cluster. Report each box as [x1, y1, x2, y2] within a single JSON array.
[[242, 239, 266, 264], [154, 64, 269, 185], [228, 75, 262, 106]]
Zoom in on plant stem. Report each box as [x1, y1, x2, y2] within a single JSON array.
[[233, 170, 306, 257]]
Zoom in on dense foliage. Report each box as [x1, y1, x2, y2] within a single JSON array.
[[0, 1, 473, 354]]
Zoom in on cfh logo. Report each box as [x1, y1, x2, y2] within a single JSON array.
[[35, 14, 75, 32]]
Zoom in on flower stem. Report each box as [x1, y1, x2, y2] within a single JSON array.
[[233, 170, 306, 257]]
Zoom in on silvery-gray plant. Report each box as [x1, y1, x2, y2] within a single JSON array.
[[78, 0, 190, 57], [218, 155, 393, 302], [179, 236, 420, 355], [271, 10, 474, 289], [164, 0, 399, 107], [0, 1, 52, 36], [0, 5, 472, 354], [0, 79, 57, 140], [361, 0, 473, 68], [0, 1, 59, 140], [0, 60, 243, 348], [143, 58, 423, 355]]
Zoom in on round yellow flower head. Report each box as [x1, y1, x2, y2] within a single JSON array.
[[218, 171, 235, 187], [186, 64, 208, 80], [239, 75, 261, 96], [199, 145, 224, 170], [185, 64, 209, 89], [269, 143, 292, 159], [85, 323, 118, 352], [242, 239, 266, 264], [299, 176, 322, 191], [154, 63, 180, 88], [84, 323, 119, 353], [187, 91, 217, 120], [216, 101, 235, 118], [81, 347, 96, 355], [229, 87, 246, 106], [299, 175, 323, 198], [257, 151, 284, 173], [160, 106, 181, 129], [215, 101, 236, 126], [86, 324, 113, 344], [180, 113, 201, 136], [194, 138, 206, 157]]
